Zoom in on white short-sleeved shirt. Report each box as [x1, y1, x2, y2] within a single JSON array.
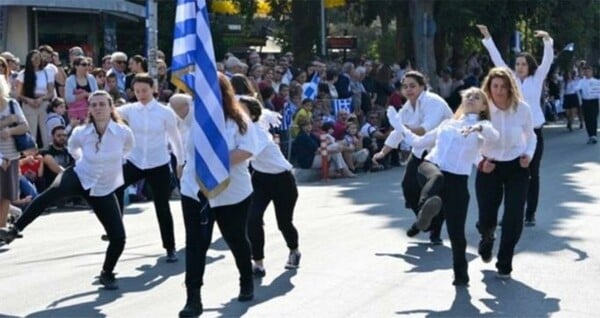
[[180, 117, 260, 207], [251, 123, 293, 174], [0, 99, 27, 160], [68, 121, 134, 196], [17, 69, 55, 96]]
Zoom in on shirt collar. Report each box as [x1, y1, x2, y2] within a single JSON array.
[[82, 121, 118, 135], [490, 102, 516, 114], [135, 99, 158, 109]]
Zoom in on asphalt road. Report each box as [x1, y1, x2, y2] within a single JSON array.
[[0, 123, 598, 317]]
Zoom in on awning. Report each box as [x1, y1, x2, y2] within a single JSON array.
[[0, 0, 146, 19]]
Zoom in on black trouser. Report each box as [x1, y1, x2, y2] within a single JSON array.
[[181, 193, 253, 289], [15, 167, 125, 274], [116, 161, 175, 251], [582, 99, 599, 137], [476, 158, 529, 274], [526, 127, 544, 220], [441, 172, 470, 277], [248, 170, 299, 261], [402, 153, 444, 235]]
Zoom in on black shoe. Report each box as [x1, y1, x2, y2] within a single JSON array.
[[452, 273, 470, 286], [252, 265, 266, 278], [166, 249, 178, 263], [99, 271, 119, 290], [101, 234, 109, 241], [567, 122, 573, 132], [524, 218, 536, 227], [478, 236, 494, 263], [284, 250, 301, 269], [238, 280, 254, 302], [495, 270, 511, 280], [0, 226, 19, 245], [406, 224, 420, 237], [415, 196, 442, 231], [430, 236, 443, 246], [179, 289, 202, 317]]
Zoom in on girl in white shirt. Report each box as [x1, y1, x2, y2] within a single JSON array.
[[477, 25, 553, 226], [384, 87, 499, 286], [0, 90, 134, 290], [476, 67, 537, 279], [562, 70, 583, 131], [178, 73, 259, 317], [239, 95, 301, 278]]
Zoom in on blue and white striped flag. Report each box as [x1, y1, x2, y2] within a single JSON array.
[[302, 73, 320, 100], [332, 98, 353, 115], [281, 102, 297, 131], [171, 0, 229, 197]]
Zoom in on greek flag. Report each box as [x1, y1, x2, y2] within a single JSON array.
[[302, 73, 320, 100], [171, 0, 229, 197], [332, 98, 353, 115], [281, 102, 297, 131]]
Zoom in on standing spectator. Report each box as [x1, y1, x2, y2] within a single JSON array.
[[39, 45, 66, 98], [45, 98, 76, 142], [0, 52, 19, 98], [157, 59, 174, 103], [125, 55, 147, 102], [101, 55, 112, 73], [16, 50, 55, 148], [0, 76, 29, 229], [65, 56, 99, 123], [92, 68, 106, 89], [106, 52, 128, 96], [115, 73, 184, 262]]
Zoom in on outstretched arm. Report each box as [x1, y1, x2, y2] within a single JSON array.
[[533, 30, 554, 81], [477, 24, 510, 69]]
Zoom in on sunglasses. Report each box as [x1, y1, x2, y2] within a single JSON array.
[[79, 63, 89, 67]]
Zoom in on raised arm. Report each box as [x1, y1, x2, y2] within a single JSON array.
[[533, 30, 554, 81], [477, 24, 510, 69]]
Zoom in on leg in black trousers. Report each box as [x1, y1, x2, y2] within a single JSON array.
[[115, 161, 146, 215], [413, 161, 445, 238], [526, 128, 544, 223], [401, 154, 424, 215], [441, 172, 470, 285], [496, 162, 529, 275], [213, 195, 253, 294], [271, 171, 299, 252], [248, 172, 273, 262], [582, 99, 599, 139], [475, 166, 504, 263], [145, 163, 176, 252]]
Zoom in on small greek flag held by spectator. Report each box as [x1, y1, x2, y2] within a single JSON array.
[[302, 73, 320, 100], [332, 98, 353, 115], [171, 0, 229, 198], [281, 102, 297, 131]]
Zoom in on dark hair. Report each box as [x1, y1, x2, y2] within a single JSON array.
[[218, 73, 247, 134], [47, 97, 66, 113], [259, 84, 275, 100], [92, 68, 106, 78], [402, 70, 427, 87], [51, 125, 66, 136], [130, 54, 148, 72], [106, 72, 117, 79], [131, 73, 154, 87], [322, 121, 334, 131], [230, 74, 257, 97], [516, 53, 538, 76], [325, 68, 338, 81], [238, 95, 262, 123], [301, 98, 313, 106], [23, 50, 41, 98], [69, 56, 88, 76]]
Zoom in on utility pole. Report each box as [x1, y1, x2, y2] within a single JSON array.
[[146, 0, 158, 87]]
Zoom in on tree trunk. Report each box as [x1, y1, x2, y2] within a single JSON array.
[[395, 3, 410, 63], [291, 0, 320, 66], [409, 0, 436, 85]]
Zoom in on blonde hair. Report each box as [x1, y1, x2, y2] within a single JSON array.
[[481, 67, 523, 110], [453, 87, 491, 121], [0, 74, 9, 105]]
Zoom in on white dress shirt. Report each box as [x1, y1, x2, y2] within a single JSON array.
[[385, 91, 453, 158], [564, 78, 581, 95], [403, 114, 499, 175], [68, 121, 134, 196], [180, 117, 260, 207], [579, 77, 600, 101], [482, 37, 554, 128], [481, 102, 537, 161], [251, 123, 293, 174], [117, 99, 184, 169]]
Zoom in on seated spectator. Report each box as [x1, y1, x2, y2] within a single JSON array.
[[19, 151, 44, 191], [292, 98, 313, 138], [332, 110, 349, 140], [360, 112, 388, 171], [46, 98, 77, 141], [341, 122, 369, 172], [320, 122, 355, 178], [272, 83, 289, 113], [40, 126, 74, 190]]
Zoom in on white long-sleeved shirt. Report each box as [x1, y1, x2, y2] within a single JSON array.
[[564, 78, 581, 95], [481, 102, 537, 161], [68, 121, 134, 196], [402, 114, 499, 176], [117, 99, 184, 169], [180, 117, 260, 207], [385, 91, 453, 158], [482, 37, 554, 128], [251, 122, 293, 174], [579, 77, 600, 101]]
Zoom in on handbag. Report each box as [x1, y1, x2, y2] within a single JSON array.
[[8, 100, 37, 153]]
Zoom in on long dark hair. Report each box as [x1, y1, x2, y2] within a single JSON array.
[[23, 50, 41, 98], [218, 72, 247, 134], [516, 53, 538, 76], [230, 74, 257, 97]]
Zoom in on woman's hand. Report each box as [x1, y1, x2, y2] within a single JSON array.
[[461, 124, 482, 136], [1, 158, 10, 171], [372, 151, 385, 163], [480, 159, 496, 173], [519, 155, 531, 168], [476, 24, 491, 39], [534, 30, 550, 40]]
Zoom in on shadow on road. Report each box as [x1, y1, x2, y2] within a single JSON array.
[[23, 249, 224, 318], [376, 242, 477, 273]]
